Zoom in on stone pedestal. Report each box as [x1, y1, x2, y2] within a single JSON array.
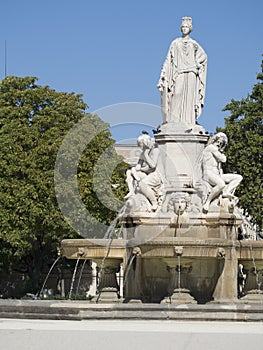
[[162, 288, 197, 304], [95, 259, 122, 303], [155, 132, 208, 190], [161, 256, 197, 304], [238, 260, 263, 303], [242, 262, 263, 293]]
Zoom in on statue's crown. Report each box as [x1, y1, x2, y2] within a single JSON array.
[[181, 17, 192, 28]]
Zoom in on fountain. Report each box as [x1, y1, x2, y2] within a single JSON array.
[[38, 256, 61, 299], [60, 17, 263, 312]]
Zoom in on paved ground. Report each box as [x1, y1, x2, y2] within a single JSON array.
[[0, 318, 263, 350]]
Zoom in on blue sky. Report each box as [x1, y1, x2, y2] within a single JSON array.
[[0, 0, 262, 141]]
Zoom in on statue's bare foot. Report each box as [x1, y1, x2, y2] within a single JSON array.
[[151, 203, 158, 212]]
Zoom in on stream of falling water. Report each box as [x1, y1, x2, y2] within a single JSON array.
[[38, 256, 61, 298], [95, 205, 126, 301], [99, 205, 126, 270], [68, 257, 80, 299], [176, 210, 182, 296], [177, 255, 181, 294], [103, 205, 126, 239]]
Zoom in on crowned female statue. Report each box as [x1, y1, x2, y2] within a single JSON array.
[[157, 17, 207, 128]]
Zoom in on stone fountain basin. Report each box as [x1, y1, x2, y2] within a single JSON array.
[[61, 237, 263, 261]]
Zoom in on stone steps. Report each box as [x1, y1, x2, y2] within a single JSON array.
[[0, 300, 263, 321]]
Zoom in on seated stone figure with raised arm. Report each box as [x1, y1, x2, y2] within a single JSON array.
[[202, 132, 242, 213], [125, 132, 162, 212]]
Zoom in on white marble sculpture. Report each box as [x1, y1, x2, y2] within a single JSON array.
[[168, 192, 191, 226], [202, 132, 243, 212], [157, 17, 207, 127], [125, 132, 162, 212]]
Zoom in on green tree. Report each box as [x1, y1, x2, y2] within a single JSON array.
[[0, 76, 127, 294], [218, 58, 263, 230]]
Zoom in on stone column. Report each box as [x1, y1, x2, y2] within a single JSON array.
[[212, 245, 238, 302]]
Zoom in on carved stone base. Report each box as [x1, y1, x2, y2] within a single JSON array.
[[161, 288, 197, 304], [126, 298, 143, 304], [96, 287, 121, 303]]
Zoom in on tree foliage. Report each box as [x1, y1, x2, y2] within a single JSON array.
[[0, 76, 127, 294], [218, 58, 263, 230]]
